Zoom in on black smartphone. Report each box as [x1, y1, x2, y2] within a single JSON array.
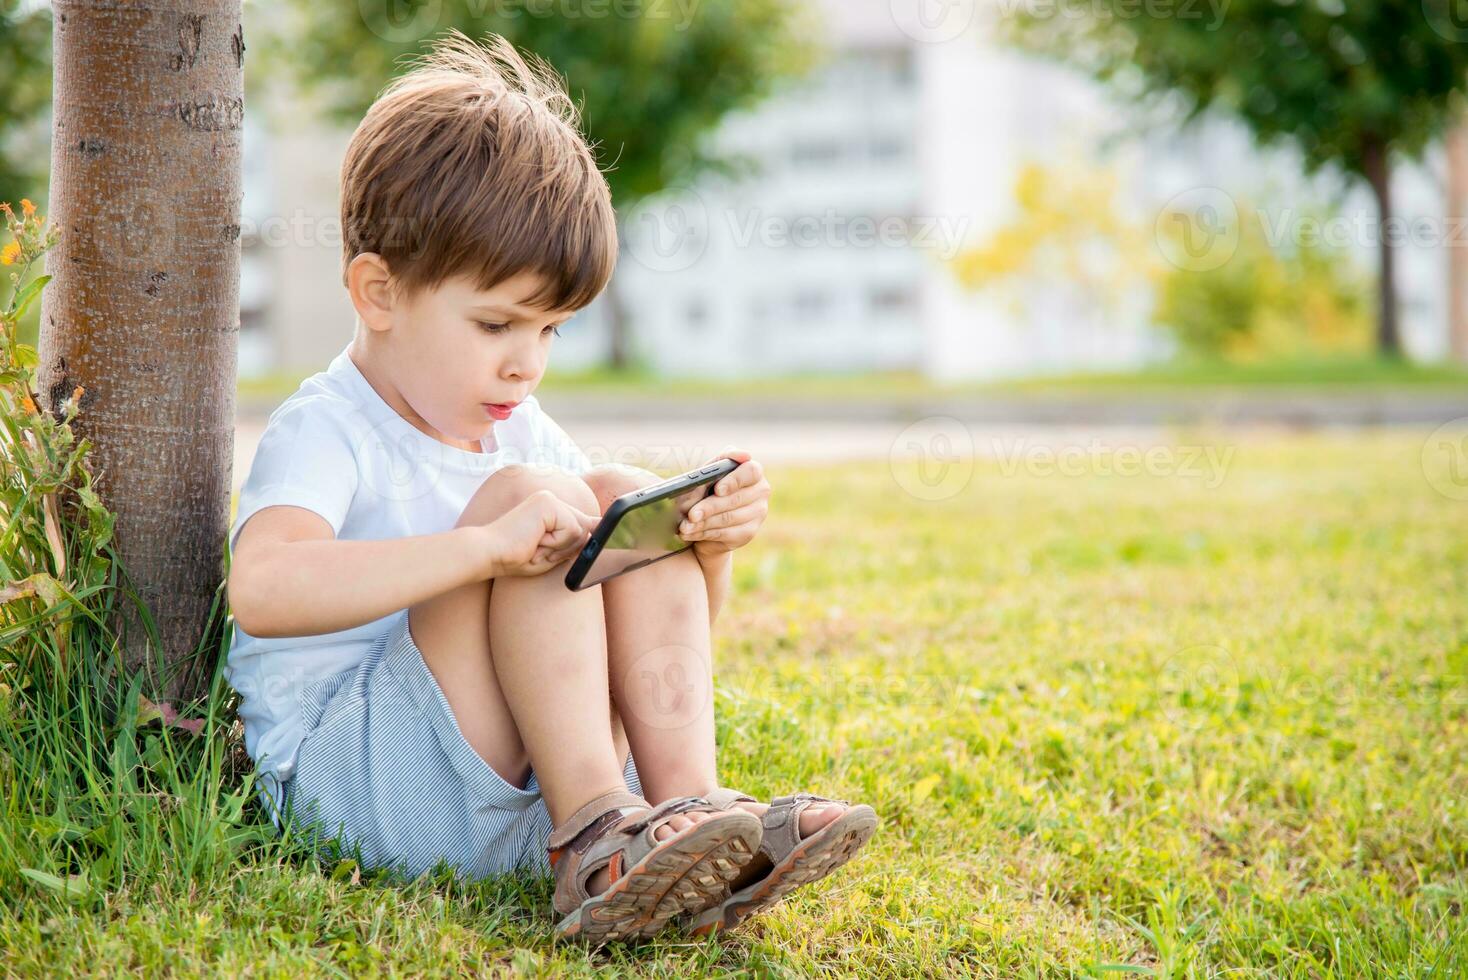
[[564, 458, 741, 591]]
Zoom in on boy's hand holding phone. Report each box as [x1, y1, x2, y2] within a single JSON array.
[[476, 446, 769, 587], [677, 448, 771, 558]]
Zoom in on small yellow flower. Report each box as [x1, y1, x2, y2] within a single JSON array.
[[20, 393, 36, 414], [0, 241, 18, 266], [20, 199, 35, 216]]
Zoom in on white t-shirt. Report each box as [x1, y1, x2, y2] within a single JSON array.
[[226, 341, 593, 824]]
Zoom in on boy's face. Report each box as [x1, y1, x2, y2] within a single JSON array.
[[379, 269, 576, 444]]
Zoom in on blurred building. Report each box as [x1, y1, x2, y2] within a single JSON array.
[[240, 0, 1450, 382], [588, 28, 929, 378], [237, 93, 360, 377], [238, 117, 276, 377]]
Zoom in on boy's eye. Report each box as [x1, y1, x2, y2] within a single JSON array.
[[475, 321, 561, 337]]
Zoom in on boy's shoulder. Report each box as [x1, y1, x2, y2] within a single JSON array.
[[259, 349, 376, 437], [242, 362, 379, 484], [265, 375, 359, 429]]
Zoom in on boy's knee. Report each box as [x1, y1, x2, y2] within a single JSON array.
[[458, 463, 599, 527], [581, 464, 661, 513]]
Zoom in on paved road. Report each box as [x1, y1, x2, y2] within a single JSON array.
[[229, 413, 1162, 489], [522, 389, 1468, 427], [232, 387, 1468, 493], [231, 414, 1297, 495], [240, 388, 1468, 429]]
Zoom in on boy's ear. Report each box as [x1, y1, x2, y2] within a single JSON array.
[[346, 252, 399, 332]]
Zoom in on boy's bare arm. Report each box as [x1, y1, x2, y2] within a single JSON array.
[[227, 505, 498, 638], [229, 490, 601, 639]]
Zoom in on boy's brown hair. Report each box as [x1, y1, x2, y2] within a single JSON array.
[[339, 30, 617, 311]]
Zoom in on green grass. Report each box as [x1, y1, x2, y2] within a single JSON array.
[[4, 432, 1467, 975], [999, 356, 1468, 392], [237, 356, 1468, 407]]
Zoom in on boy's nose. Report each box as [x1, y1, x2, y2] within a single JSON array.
[[500, 355, 543, 384]]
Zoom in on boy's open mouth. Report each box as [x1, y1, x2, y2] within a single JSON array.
[[483, 402, 518, 419]]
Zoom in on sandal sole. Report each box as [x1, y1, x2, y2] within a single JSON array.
[[554, 809, 761, 944], [687, 804, 878, 936]]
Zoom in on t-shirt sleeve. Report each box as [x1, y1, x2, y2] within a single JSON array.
[[230, 398, 360, 552], [526, 396, 594, 476]]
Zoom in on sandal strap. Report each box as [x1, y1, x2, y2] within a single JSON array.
[[547, 793, 719, 915], [704, 786, 759, 809], [618, 794, 713, 833], [760, 792, 849, 862], [546, 789, 648, 851]]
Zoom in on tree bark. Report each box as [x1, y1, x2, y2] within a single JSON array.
[[1447, 111, 1468, 363], [1361, 136, 1402, 357], [38, 1, 243, 701]]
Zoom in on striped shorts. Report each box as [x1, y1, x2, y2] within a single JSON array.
[[279, 612, 643, 881]]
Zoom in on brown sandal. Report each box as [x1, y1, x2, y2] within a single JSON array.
[[681, 788, 878, 936], [547, 789, 762, 943]]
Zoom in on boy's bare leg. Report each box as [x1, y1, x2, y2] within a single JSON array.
[[583, 465, 846, 860], [407, 464, 713, 896]]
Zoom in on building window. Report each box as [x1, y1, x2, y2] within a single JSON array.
[[869, 285, 915, 318], [749, 299, 769, 327], [790, 140, 844, 168], [870, 135, 909, 164], [793, 289, 829, 320], [686, 299, 709, 332], [888, 49, 916, 90]]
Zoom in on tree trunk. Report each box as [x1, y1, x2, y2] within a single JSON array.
[[1448, 111, 1468, 363], [606, 270, 630, 370], [38, 1, 243, 701], [1361, 136, 1402, 357]]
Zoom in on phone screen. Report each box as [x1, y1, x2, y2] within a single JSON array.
[[577, 483, 710, 588]]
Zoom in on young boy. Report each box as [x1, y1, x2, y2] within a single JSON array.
[[225, 31, 876, 943]]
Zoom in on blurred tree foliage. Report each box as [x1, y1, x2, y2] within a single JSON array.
[[955, 161, 1372, 360], [1002, 1, 1468, 357], [952, 160, 1160, 317], [0, 1, 52, 347], [0, 2, 51, 216], [0, 3, 813, 365], [264, 0, 814, 366], [2, 0, 812, 210], [269, 0, 814, 205], [1153, 200, 1373, 359]]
